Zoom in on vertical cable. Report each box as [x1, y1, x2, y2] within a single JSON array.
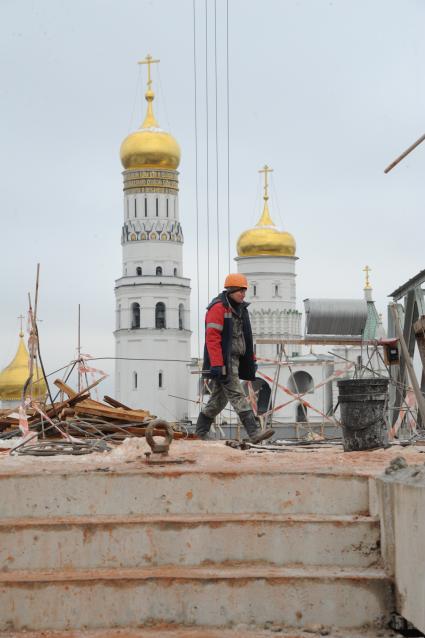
[[226, 0, 231, 272], [205, 0, 210, 299], [193, 0, 201, 358], [214, 0, 220, 290]]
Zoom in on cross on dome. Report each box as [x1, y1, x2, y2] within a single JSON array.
[[259, 165, 273, 201], [363, 265, 372, 289], [138, 54, 160, 91]]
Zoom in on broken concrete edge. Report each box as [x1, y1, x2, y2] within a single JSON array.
[[375, 461, 425, 635], [0, 627, 406, 638]]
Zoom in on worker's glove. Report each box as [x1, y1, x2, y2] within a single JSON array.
[[209, 366, 223, 378]]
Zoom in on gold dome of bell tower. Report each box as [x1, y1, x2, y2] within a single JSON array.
[[237, 165, 296, 257], [120, 54, 181, 170]]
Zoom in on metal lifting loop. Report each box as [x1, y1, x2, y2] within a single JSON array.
[[145, 419, 173, 454]]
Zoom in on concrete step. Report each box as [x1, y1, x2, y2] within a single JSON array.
[[0, 624, 401, 638], [0, 628, 404, 638], [0, 565, 392, 632], [0, 513, 381, 570], [0, 469, 370, 517]]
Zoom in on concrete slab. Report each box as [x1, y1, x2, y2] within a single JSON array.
[[0, 513, 381, 570], [0, 565, 392, 631], [0, 470, 370, 517], [0, 439, 423, 478], [0, 440, 419, 634], [1, 440, 422, 520], [0, 627, 405, 638], [377, 463, 425, 634]]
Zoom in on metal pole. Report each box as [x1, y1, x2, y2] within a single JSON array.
[[77, 304, 81, 393], [384, 132, 425, 173]]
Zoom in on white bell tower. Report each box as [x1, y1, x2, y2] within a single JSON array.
[[235, 165, 302, 360], [114, 56, 191, 421]]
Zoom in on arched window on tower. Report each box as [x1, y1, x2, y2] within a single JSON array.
[[144, 198, 147, 217], [155, 302, 166, 329], [156, 198, 159, 216], [174, 267, 177, 276], [156, 266, 163, 276], [166, 199, 169, 217], [178, 304, 184, 330], [133, 372, 138, 390], [117, 304, 121, 330], [158, 371, 163, 388], [136, 266, 142, 276], [131, 302, 140, 329], [296, 402, 308, 423]]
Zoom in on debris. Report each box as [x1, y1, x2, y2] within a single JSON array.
[[385, 456, 408, 474], [14, 440, 110, 456], [0, 377, 196, 447]]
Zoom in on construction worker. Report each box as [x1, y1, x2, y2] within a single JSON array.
[[195, 273, 275, 443]]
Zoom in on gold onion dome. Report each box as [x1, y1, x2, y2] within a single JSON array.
[[120, 55, 180, 170], [0, 332, 46, 401], [237, 165, 296, 257]]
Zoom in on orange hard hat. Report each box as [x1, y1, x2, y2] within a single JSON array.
[[224, 273, 248, 289]]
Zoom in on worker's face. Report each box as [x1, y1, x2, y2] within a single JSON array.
[[228, 288, 247, 304]]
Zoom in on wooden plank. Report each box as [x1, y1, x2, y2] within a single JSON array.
[[53, 379, 77, 398], [103, 395, 133, 410], [53, 375, 106, 399], [73, 405, 151, 422]]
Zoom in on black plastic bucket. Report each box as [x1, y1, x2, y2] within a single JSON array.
[[337, 378, 389, 451]]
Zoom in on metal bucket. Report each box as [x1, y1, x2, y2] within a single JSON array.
[[337, 378, 389, 451]]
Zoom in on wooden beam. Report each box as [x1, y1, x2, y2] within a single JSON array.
[[256, 338, 376, 346], [390, 304, 425, 424], [103, 395, 133, 410]]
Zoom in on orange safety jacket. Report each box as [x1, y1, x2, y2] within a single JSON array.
[[202, 292, 256, 382]]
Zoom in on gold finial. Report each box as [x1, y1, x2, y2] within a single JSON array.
[[363, 265, 372, 289], [137, 54, 160, 128], [17, 314, 25, 338], [259, 165, 273, 201]]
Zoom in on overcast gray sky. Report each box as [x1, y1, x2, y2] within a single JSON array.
[[1, 0, 424, 396]]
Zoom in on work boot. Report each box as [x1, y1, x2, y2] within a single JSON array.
[[239, 410, 275, 444], [195, 412, 214, 440]]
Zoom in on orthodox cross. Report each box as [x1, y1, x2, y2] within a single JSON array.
[[138, 54, 160, 90], [363, 265, 372, 289], [259, 165, 273, 200]]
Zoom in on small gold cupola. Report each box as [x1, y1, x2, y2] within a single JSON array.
[[120, 54, 181, 170], [0, 328, 46, 402], [237, 165, 296, 257]]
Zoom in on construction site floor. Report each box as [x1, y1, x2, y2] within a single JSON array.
[[0, 438, 423, 478]]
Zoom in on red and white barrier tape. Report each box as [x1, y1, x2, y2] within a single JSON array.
[[258, 362, 354, 424]]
